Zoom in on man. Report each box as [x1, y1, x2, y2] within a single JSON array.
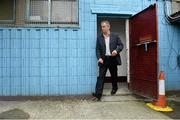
[[92, 20, 124, 101]]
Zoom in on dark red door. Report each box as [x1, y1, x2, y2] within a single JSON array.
[[129, 4, 158, 99]]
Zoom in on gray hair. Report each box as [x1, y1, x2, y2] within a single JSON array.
[[101, 20, 110, 26]]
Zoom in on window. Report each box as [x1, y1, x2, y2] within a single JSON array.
[[51, 0, 78, 24], [0, 0, 78, 27], [26, 0, 78, 25], [26, 0, 49, 23], [171, 1, 180, 14], [0, 0, 15, 23]]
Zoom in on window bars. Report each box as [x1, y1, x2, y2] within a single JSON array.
[[26, 0, 49, 24], [51, 0, 78, 24]]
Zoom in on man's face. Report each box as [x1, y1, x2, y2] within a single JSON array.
[[101, 22, 110, 34]]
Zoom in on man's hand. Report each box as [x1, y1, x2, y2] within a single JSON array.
[[98, 58, 104, 64], [112, 50, 118, 56]]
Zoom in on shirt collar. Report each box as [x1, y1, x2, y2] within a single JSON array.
[[103, 31, 110, 38]]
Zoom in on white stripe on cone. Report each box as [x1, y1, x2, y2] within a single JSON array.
[[159, 80, 165, 95]]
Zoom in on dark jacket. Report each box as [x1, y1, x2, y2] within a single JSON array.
[[96, 32, 124, 65]]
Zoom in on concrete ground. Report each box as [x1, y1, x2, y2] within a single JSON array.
[[0, 83, 178, 119]]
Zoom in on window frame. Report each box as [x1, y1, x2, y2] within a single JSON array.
[[0, 0, 16, 24], [25, 0, 79, 26]]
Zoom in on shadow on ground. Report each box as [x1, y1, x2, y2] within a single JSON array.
[[0, 108, 30, 119], [162, 91, 180, 119], [163, 101, 180, 119]]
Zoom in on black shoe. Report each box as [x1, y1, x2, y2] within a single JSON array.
[[111, 89, 117, 95], [92, 93, 97, 97], [92, 93, 101, 101], [91, 96, 101, 101]]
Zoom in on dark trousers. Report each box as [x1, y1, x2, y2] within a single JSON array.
[[95, 56, 118, 98]]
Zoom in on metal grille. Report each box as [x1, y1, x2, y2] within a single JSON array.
[[27, 0, 48, 22], [27, 0, 49, 23], [51, 0, 78, 24]]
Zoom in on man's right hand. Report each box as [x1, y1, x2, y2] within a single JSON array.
[[98, 58, 104, 64]]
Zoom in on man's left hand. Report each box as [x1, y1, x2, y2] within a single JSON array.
[[112, 50, 118, 56]]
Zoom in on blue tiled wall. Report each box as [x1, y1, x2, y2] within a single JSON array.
[[0, 0, 179, 96], [157, 1, 180, 91], [0, 28, 97, 96]]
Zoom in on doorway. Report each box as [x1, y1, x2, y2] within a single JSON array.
[[97, 17, 130, 94], [96, 4, 158, 99]]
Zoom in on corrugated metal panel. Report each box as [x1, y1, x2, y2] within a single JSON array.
[[0, 28, 96, 96]]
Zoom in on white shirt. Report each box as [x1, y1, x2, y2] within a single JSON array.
[[104, 35, 111, 56]]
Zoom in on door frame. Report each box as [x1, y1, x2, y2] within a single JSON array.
[[125, 19, 130, 85]]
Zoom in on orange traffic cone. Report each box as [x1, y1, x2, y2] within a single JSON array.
[[146, 71, 173, 112]]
